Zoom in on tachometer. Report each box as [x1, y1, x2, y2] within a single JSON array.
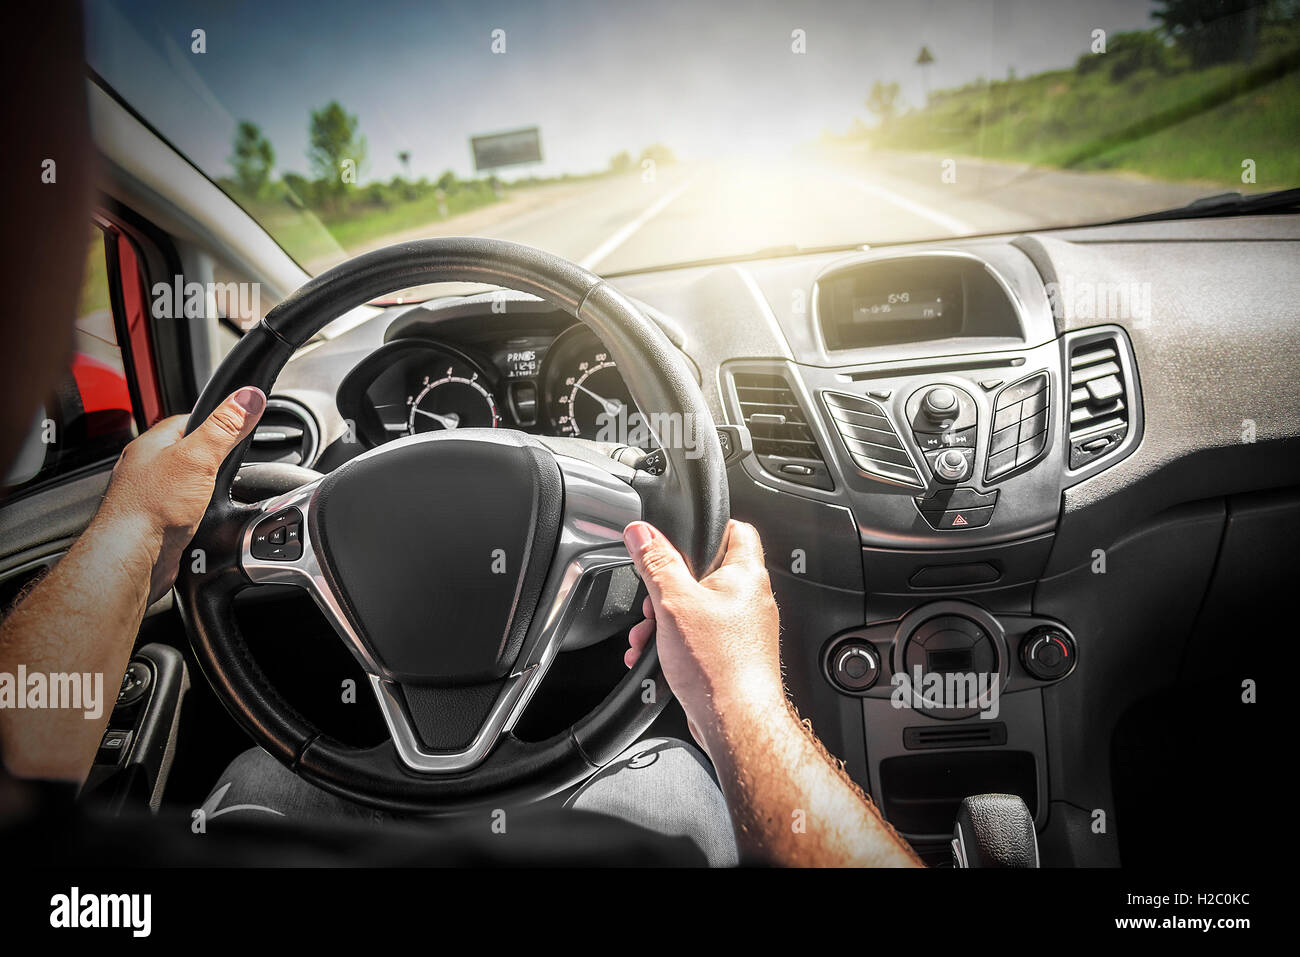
[[406, 366, 500, 434]]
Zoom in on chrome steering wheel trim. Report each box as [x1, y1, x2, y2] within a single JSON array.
[[240, 430, 641, 773]]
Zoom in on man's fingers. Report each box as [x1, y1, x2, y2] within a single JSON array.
[[183, 387, 266, 471], [623, 521, 696, 605], [717, 519, 766, 571], [628, 617, 655, 652]]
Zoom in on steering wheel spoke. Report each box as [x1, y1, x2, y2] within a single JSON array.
[[236, 439, 641, 773]]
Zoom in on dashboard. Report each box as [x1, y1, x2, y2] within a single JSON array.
[[269, 215, 1299, 866], [336, 315, 641, 450]]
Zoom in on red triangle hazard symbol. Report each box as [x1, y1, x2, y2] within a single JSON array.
[[951, 513, 968, 526]]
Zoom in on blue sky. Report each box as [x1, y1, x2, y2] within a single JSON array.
[[87, 0, 1158, 183]]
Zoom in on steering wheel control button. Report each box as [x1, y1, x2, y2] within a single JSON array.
[[923, 447, 974, 483], [827, 640, 880, 693], [1020, 626, 1077, 681], [986, 373, 1051, 481], [250, 507, 304, 562]]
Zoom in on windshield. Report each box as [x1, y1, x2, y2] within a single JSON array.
[[87, 0, 1299, 281]]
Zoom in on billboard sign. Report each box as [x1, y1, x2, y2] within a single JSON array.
[[470, 127, 543, 171]]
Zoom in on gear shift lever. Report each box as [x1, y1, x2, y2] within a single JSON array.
[[951, 793, 1039, 867]]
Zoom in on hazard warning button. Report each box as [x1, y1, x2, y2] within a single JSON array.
[[928, 505, 994, 530]]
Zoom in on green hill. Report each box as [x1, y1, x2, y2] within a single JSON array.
[[873, 22, 1300, 188]]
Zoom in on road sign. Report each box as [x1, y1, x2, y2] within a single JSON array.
[[470, 127, 542, 172]]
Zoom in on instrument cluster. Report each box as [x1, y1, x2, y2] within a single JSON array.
[[336, 325, 639, 448]]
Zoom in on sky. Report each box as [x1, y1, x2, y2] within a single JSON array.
[[86, 0, 1159, 184]]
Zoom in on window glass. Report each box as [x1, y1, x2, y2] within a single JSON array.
[[3, 227, 138, 492]]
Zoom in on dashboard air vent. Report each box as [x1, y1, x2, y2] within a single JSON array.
[[1067, 337, 1130, 469], [243, 397, 320, 467], [823, 391, 924, 489], [733, 372, 832, 490]]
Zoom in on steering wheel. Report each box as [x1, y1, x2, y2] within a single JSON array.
[[175, 239, 729, 813]]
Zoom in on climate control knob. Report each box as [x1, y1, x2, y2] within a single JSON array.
[[1020, 626, 1077, 681], [829, 641, 880, 692]]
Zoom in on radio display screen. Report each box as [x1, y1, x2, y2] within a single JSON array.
[[851, 288, 948, 323], [820, 262, 965, 349]]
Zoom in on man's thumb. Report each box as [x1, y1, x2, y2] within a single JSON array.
[[185, 387, 266, 469], [623, 521, 695, 601]]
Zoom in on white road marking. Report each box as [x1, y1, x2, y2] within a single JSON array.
[[834, 174, 974, 236], [579, 176, 697, 271]]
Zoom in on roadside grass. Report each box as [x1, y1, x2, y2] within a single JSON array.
[[874, 30, 1300, 188], [226, 181, 509, 268], [78, 229, 111, 317], [1076, 70, 1300, 187]]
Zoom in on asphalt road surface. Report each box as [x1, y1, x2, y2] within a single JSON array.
[[340, 145, 1215, 278]]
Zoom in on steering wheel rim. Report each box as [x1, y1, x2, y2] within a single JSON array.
[[174, 238, 729, 813]]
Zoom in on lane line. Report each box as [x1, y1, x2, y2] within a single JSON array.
[[832, 173, 974, 236], [579, 175, 698, 271]]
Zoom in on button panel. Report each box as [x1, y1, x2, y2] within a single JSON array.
[[985, 373, 1050, 481], [823, 392, 923, 488], [914, 487, 999, 530], [250, 507, 304, 562]]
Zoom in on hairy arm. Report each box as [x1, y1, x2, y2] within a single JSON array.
[[622, 520, 922, 867], [0, 388, 265, 782]]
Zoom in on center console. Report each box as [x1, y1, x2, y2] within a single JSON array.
[[719, 245, 1144, 857]]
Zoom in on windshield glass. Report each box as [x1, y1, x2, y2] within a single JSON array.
[[87, 0, 1299, 280]]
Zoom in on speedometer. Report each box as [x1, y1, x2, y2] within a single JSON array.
[[542, 326, 637, 440]]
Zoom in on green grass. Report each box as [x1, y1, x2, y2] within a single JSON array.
[[875, 28, 1300, 188], [226, 182, 508, 268], [77, 229, 111, 317]]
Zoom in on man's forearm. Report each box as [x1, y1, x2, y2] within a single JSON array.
[[0, 513, 158, 781], [701, 685, 923, 867]]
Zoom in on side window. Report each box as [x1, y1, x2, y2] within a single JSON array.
[[2, 226, 138, 492]]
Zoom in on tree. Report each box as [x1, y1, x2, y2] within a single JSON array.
[[638, 143, 676, 166], [1154, 0, 1265, 68], [608, 150, 633, 174], [916, 46, 935, 102], [865, 81, 901, 128], [307, 101, 366, 204], [229, 121, 274, 197]]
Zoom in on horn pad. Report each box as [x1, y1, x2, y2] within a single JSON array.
[[311, 432, 562, 684]]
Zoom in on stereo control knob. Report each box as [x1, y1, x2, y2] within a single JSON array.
[[934, 448, 969, 481], [922, 387, 958, 422]]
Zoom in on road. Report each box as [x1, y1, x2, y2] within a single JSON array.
[[333, 145, 1215, 279]]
